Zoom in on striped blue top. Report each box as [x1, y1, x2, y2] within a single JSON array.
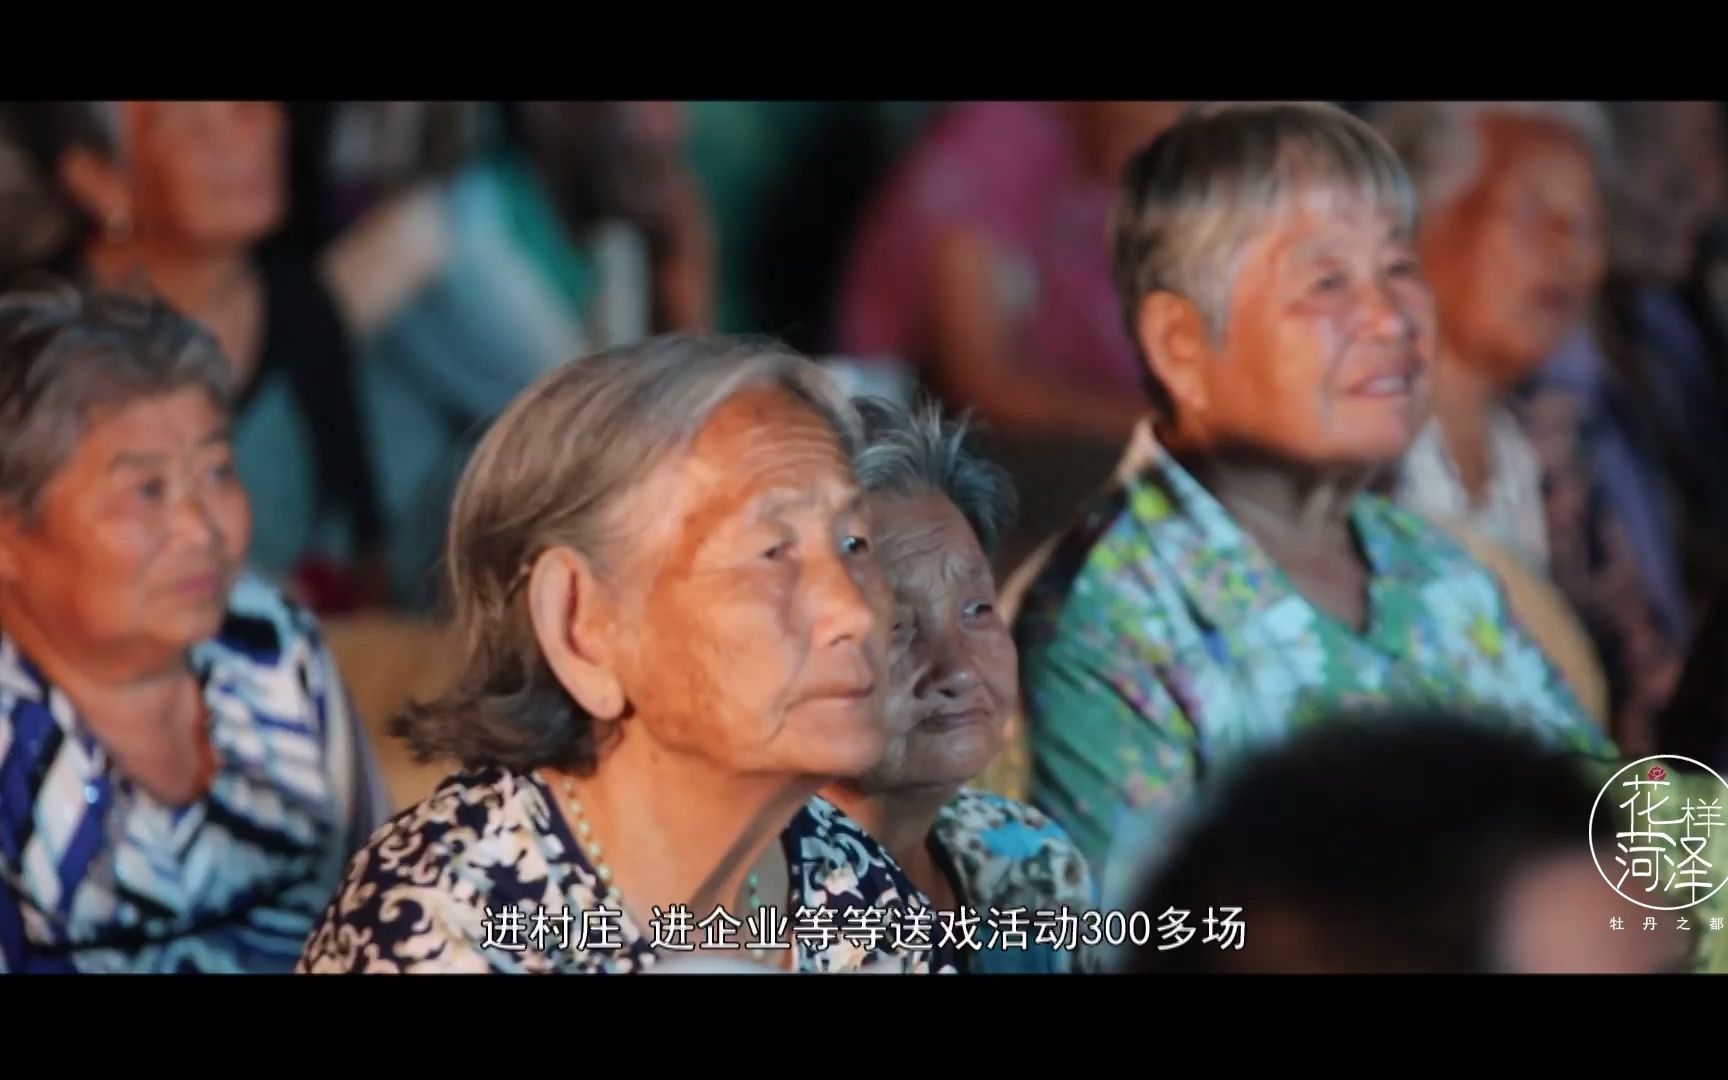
[[0, 574, 390, 973]]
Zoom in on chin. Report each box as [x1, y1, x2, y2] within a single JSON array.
[[805, 721, 892, 780]]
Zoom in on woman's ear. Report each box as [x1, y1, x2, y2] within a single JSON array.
[[59, 146, 131, 232], [526, 546, 627, 722], [1135, 291, 1216, 423]]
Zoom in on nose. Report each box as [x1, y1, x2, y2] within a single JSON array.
[[1363, 276, 1422, 343], [174, 488, 224, 554], [811, 548, 880, 651], [915, 624, 981, 702]]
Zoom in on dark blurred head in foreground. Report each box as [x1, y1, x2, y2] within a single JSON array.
[[1127, 712, 1685, 974]]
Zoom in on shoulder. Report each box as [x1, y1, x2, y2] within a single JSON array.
[[206, 572, 334, 675], [1359, 496, 1499, 589], [789, 796, 920, 906], [1015, 486, 1142, 647], [297, 768, 558, 973], [933, 789, 1096, 911]]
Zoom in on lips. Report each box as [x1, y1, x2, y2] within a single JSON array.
[[800, 682, 876, 705], [1348, 358, 1423, 398], [917, 706, 990, 732], [1354, 373, 1417, 397]]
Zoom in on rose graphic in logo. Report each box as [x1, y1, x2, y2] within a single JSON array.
[[1648, 765, 1668, 782]]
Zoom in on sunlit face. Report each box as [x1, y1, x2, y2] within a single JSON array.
[[106, 101, 286, 251], [858, 490, 1016, 792], [0, 387, 250, 666], [616, 388, 890, 779], [1422, 116, 1606, 383], [1180, 199, 1437, 468]]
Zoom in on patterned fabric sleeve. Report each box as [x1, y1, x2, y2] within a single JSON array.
[[297, 831, 498, 974], [292, 605, 393, 856], [1519, 387, 1684, 756], [1021, 603, 1201, 911]]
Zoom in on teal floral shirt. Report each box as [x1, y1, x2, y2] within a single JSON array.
[[929, 789, 1097, 974], [1016, 424, 1618, 906]]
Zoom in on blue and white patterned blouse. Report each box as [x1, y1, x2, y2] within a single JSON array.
[[0, 574, 390, 973], [298, 772, 958, 974]]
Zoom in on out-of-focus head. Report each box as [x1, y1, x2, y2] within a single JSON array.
[[846, 397, 1018, 793], [1065, 101, 1190, 183], [1126, 711, 1684, 974], [1114, 102, 1436, 469], [510, 101, 688, 237], [0, 283, 248, 669], [1375, 101, 1610, 384], [1603, 101, 1728, 284], [400, 337, 890, 782], [16, 101, 285, 256]]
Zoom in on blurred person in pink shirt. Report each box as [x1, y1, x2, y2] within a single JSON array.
[[836, 102, 1186, 442]]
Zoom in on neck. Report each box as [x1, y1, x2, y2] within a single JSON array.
[[85, 238, 254, 317], [1430, 341, 1505, 502], [0, 592, 194, 737], [820, 780, 959, 903], [1173, 436, 1366, 548], [552, 730, 822, 922]]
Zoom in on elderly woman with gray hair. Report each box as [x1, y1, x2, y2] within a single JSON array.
[[0, 285, 389, 973], [0, 101, 387, 613], [1370, 101, 1611, 575], [819, 398, 1095, 975], [1013, 102, 1616, 909], [298, 337, 954, 974]]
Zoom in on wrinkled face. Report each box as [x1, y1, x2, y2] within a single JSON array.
[[860, 490, 1016, 792], [0, 387, 250, 666], [100, 101, 286, 251], [1422, 116, 1606, 383], [617, 388, 890, 779], [1177, 198, 1437, 468]]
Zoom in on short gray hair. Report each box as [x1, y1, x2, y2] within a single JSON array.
[[852, 396, 1017, 555], [0, 281, 233, 520], [396, 335, 865, 774], [1369, 101, 1614, 215], [1112, 102, 1417, 416]]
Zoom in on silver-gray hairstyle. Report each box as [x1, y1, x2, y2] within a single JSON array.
[[1112, 102, 1418, 414], [852, 396, 1017, 555], [0, 281, 233, 520], [397, 335, 864, 774], [1369, 101, 1615, 215]]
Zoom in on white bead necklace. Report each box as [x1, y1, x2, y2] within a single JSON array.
[[552, 772, 776, 965]]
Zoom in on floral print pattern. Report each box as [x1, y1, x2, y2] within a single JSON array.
[[297, 768, 955, 974], [1015, 423, 1618, 907]]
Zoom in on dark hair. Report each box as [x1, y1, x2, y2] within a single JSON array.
[[0, 102, 122, 250], [1125, 710, 1604, 973]]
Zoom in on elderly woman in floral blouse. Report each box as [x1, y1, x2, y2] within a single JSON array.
[[299, 337, 953, 974], [821, 398, 1095, 974], [1014, 102, 1616, 908]]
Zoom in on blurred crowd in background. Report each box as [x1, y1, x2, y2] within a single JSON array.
[[2, 99, 1728, 974], [3, 99, 1723, 765]]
